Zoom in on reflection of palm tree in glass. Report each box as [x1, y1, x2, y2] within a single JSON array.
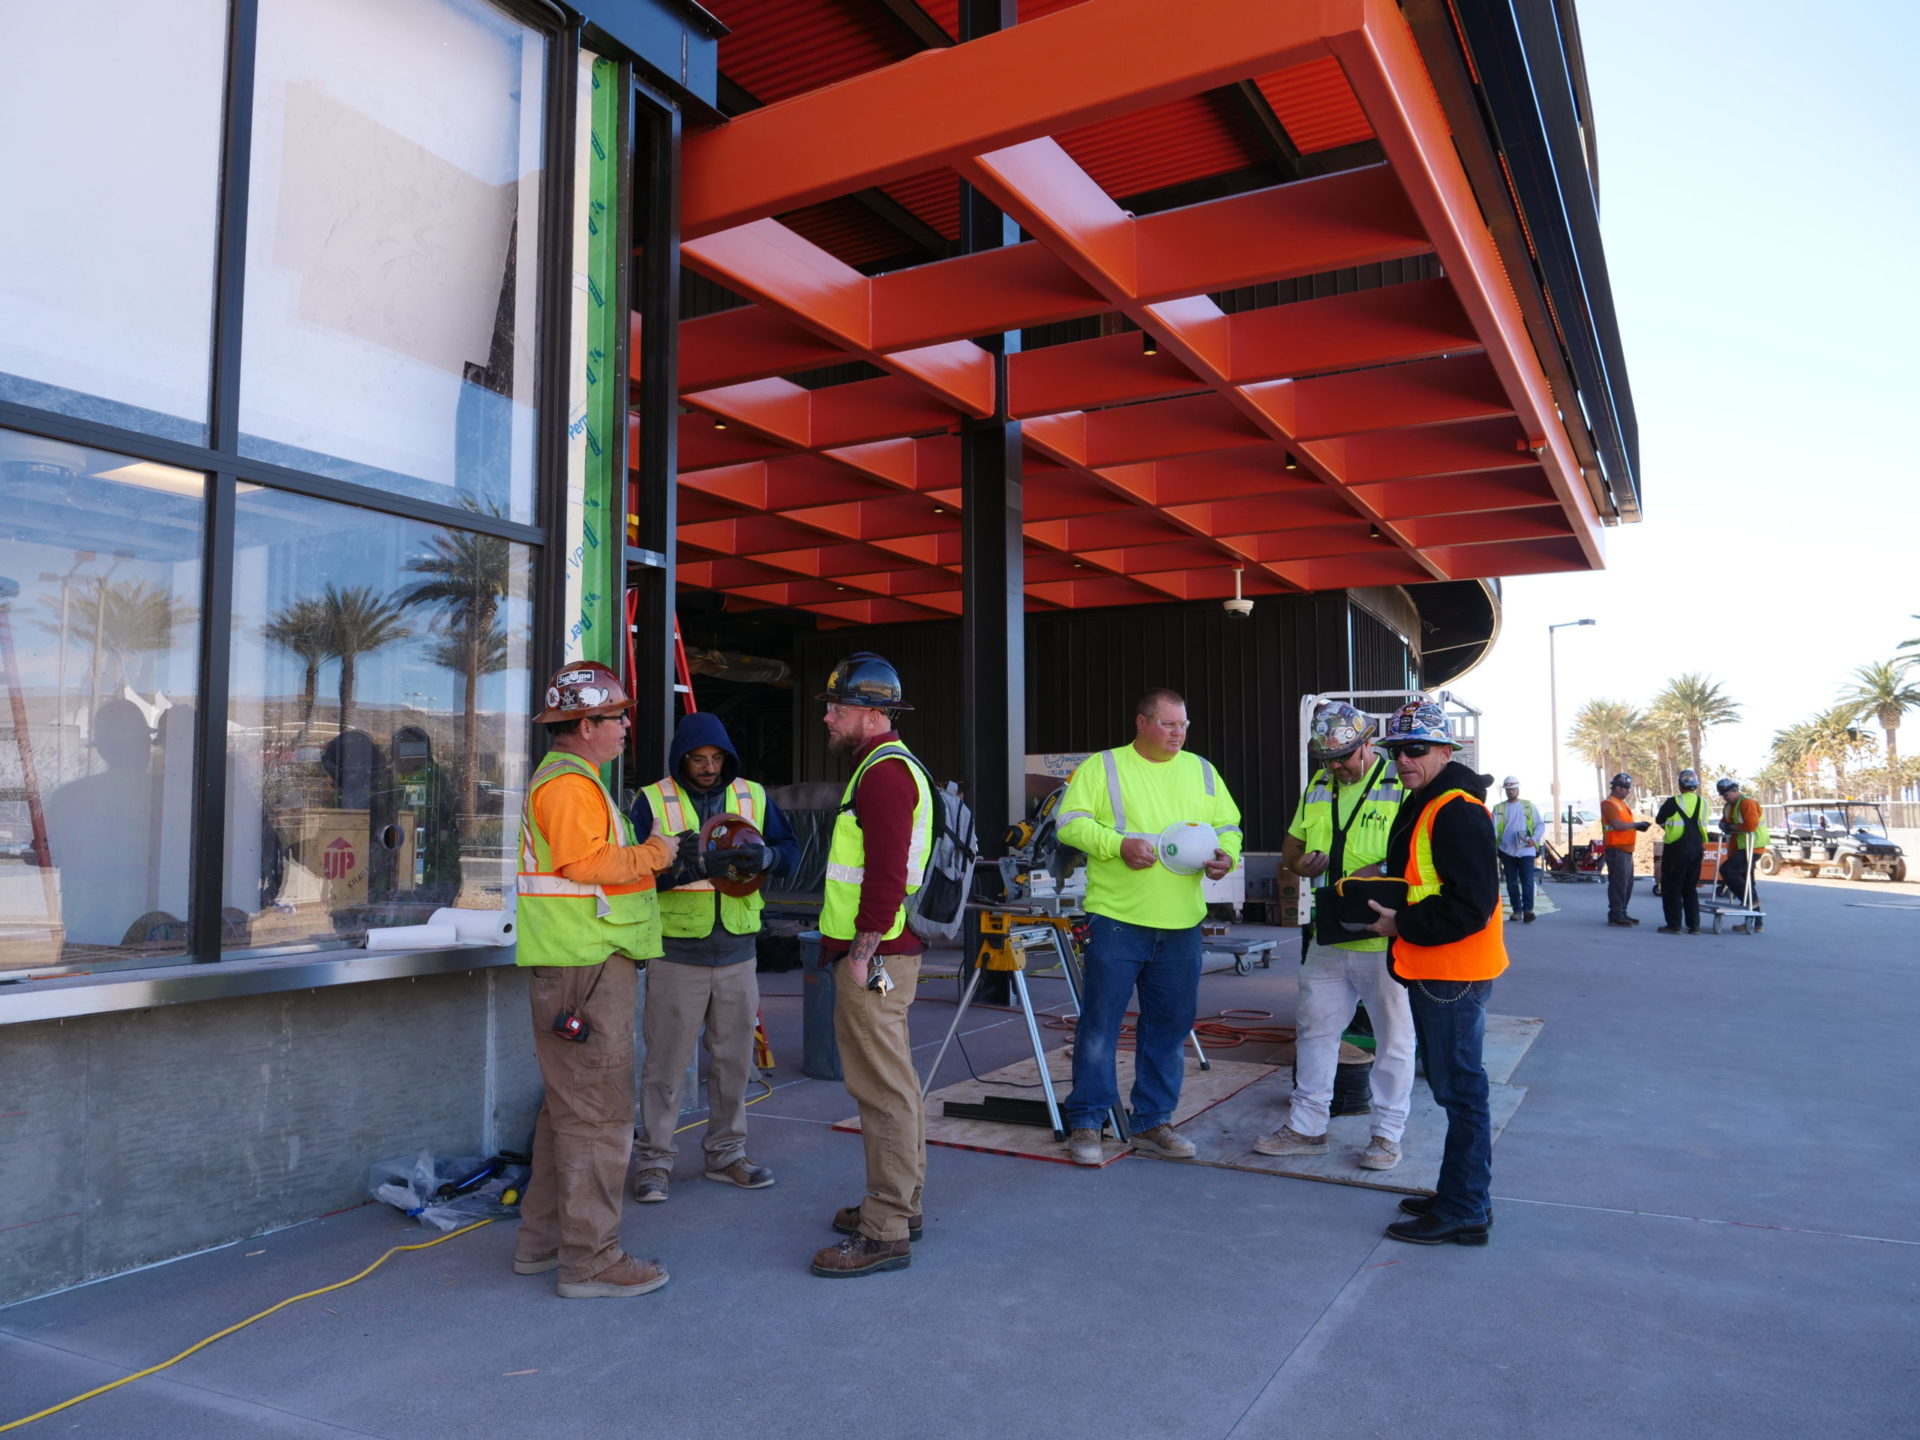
[[399, 521, 509, 830], [262, 596, 333, 742], [322, 585, 411, 734], [40, 575, 196, 744]]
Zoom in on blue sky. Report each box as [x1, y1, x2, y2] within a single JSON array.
[[1460, 0, 1920, 803]]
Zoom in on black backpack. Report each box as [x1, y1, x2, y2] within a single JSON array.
[[841, 746, 979, 942]]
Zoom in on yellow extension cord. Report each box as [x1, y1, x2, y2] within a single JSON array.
[[3, 1078, 779, 1433]]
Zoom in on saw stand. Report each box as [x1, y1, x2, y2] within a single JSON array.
[[920, 912, 1212, 1141]]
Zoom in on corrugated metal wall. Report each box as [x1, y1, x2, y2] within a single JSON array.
[[794, 590, 1379, 851]]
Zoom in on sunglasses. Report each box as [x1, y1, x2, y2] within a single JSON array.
[[1391, 743, 1438, 758]]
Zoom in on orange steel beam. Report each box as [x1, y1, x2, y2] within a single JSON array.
[[1278, 353, 1513, 441], [680, 0, 1359, 237], [1221, 278, 1478, 383], [670, 307, 846, 391], [1008, 332, 1207, 419], [869, 244, 1108, 350], [961, 137, 1447, 583], [1350, 470, 1559, 518], [1328, 0, 1603, 564]]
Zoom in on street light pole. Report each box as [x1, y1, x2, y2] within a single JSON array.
[[1549, 619, 1596, 851]]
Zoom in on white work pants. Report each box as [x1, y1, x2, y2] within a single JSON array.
[[1289, 943, 1416, 1143]]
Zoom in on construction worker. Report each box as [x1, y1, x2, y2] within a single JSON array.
[[1363, 702, 1508, 1247], [1653, 769, 1710, 934], [1600, 772, 1650, 927], [1057, 689, 1242, 1167], [628, 712, 800, 1204], [811, 652, 934, 1278], [1255, 701, 1412, 1171], [511, 662, 675, 1299], [1491, 776, 1545, 924], [1716, 777, 1768, 928]]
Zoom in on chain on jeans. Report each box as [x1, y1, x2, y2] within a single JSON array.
[[1414, 979, 1480, 1005]]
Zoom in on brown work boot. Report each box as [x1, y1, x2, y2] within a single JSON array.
[[833, 1204, 922, 1242], [1357, 1136, 1401, 1171], [811, 1232, 911, 1278], [1129, 1123, 1196, 1159], [1065, 1128, 1105, 1166], [631, 1168, 669, 1203], [555, 1255, 669, 1299], [704, 1158, 775, 1189]]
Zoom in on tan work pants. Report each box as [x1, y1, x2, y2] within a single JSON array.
[[832, 952, 924, 1243], [634, 957, 760, 1171], [515, 956, 639, 1283]]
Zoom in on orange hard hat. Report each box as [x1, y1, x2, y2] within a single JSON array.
[[535, 661, 633, 723]]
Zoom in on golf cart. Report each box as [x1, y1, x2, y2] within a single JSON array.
[[1758, 801, 1907, 882]]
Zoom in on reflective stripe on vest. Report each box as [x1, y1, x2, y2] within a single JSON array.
[[1390, 789, 1508, 982], [1294, 763, 1403, 890], [644, 775, 766, 938], [1662, 792, 1710, 846], [516, 752, 660, 966], [820, 742, 934, 942]]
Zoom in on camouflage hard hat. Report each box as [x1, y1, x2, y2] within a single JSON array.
[[1308, 701, 1375, 760], [1377, 700, 1458, 749]]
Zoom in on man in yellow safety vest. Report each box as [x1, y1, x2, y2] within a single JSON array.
[[628, 711, 799, 1204], [810, 652, 934, 1279], [511, 662, 675, 1299], [1653, 768, 1710, 934], [1056, 689, 1242, 1167]]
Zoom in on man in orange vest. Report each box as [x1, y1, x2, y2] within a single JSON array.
[[1600, 772, 1651, 926], [1364, 701, 1508, 1248]]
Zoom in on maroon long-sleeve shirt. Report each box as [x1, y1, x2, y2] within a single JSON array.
[[819, 731, 925, 960]]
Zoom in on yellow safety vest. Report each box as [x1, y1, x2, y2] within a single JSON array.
[[1292, 760, 1402, 952], [515, 752, 661, 966], [820, 742, 932, 944], [641, 775, 767, 939], [1662, 792, 1710, 846]]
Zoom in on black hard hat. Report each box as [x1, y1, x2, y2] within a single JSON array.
[[817, 651, 912, 710], [1716, 777, 1739, 794], [1610, 772, 1633, 788], [1678, 768, 1699, 790]]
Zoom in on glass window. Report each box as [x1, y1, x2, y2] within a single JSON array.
[[239, 0, 546, 522], [0, 427, 204, 972], [227, 487, 532, 952], [0, 1, 227, 443]]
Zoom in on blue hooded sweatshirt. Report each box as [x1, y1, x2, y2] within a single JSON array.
[[630, 712, 800, 965]]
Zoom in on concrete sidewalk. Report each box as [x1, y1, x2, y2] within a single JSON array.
[[3, 871, 1916, 1438]]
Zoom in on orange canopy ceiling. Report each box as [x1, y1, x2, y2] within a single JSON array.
[[646, 0, 1606, 626]]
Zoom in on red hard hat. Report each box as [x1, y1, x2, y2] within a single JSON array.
[[535, 661, 633, 723], [700, 812, 767, 898]]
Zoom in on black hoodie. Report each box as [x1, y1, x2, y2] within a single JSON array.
[[1382, 758, 1501, 958]]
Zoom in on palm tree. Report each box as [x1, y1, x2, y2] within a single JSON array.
[[262, 597, 334, 741], [1641, 701, 1687, 794], [1652, 673, 1740, 775], [1897, 615, 1920, 670], [1804, 706, 1874, 795], [399, 518, 513, 826], [1837, 660, 1920, 770], [1568, 698, 1641, 799], [321, 585, 411, 733], [44, 576, 197, 719]]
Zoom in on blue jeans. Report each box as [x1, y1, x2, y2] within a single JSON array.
[[1499, 853, 1536, 916], [1407, 977, 1494, 1225], [1065, 914, 1202, 1132]]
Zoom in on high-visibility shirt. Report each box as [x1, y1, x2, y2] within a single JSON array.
[[1058, 745, 1243, 930], [516, 752, 667, 966], [1392, 789, 1508, 982], [1723, 796, 1770, 850], [820, 741, 933, 945], [1286, 760, 1401, 953], [640, 775, 768, 939], [1661, 792, 1711, 847]]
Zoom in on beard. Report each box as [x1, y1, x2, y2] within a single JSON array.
[[826, 727, 861, 758]]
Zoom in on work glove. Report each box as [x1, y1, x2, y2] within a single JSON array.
[[1635, 821, 1651, 832], [668, 830, 706, 883], [707, 844, 774, 876]]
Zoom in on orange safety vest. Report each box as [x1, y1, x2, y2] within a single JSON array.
[[1391, 789, 1509, 982]]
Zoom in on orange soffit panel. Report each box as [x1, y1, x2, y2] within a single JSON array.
[[667, 0, 1606, 621]]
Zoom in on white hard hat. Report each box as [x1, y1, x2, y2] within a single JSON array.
[[1157, 822, 1218, 875], [1502, 775, 1520, 788]]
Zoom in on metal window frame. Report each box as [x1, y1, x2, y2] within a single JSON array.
[[0, 0, 574, 979]]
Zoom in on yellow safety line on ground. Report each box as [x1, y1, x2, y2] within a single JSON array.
[[0, 1218, 498, 1433]]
